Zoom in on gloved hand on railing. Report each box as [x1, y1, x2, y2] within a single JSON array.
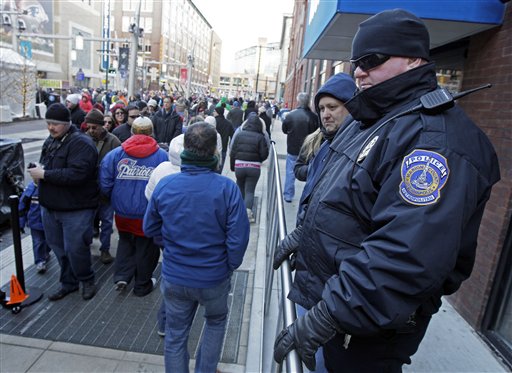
[[273, 225, 303, 270], [273, 300, 342, 371]]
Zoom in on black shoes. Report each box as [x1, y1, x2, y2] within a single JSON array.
[[48, 287, 78, 301], [82, 282, 97, 300], [100, 251, 114, 264]]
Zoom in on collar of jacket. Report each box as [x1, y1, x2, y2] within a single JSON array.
[[345, 62, 438, 128]]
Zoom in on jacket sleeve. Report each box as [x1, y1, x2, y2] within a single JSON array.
[[322, 149, 496, 335], [259, 135, 270, 162], [143, 188, 163, 238], [294, 144, 309, 182], [98, 151, 116, 198], [282, 115, 290, 134], [225, 182, 250, 271], [229, 136, 238, 172], [43, 138, 98, 186]]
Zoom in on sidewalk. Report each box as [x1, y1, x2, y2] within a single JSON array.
[[0, 119, 509, 373]]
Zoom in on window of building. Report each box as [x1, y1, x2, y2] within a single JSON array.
[[145, 44, 151, 53], [122, 16, 131, 33]]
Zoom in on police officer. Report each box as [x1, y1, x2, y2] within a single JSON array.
[[274, 9, 500, 372]]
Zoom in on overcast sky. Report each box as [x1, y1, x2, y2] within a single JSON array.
[[193, 0, 295, 73]]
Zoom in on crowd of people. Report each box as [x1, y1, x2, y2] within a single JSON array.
[[22, 8, 501, 373]]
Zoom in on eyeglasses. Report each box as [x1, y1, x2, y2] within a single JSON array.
[[129, 115, 140, 119], [115, 111, 125, 116], [350, 53, 390, 72]]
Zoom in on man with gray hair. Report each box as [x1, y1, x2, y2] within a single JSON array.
[[281, 92, 319, 202]]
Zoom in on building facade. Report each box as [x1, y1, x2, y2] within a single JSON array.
[[234, 37, 281, 100]]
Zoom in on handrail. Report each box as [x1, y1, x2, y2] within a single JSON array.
[[264, 141, 303, 373]]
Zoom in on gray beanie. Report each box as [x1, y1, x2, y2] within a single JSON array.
[[351, 9, 430, 61]]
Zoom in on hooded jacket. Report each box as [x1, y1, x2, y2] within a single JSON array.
[[281, 105, 319, 156], [229, 115, 269, 171], [289, 63, 500, 336], [100, 134, 168, 235]]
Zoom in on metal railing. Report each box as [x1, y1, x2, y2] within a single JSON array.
[[264, 141, 303, 373]]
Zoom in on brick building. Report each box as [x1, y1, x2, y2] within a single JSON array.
[[283, 0, 512, 364]]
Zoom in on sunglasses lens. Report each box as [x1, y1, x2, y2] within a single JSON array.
[[351, 54, 390, 72]]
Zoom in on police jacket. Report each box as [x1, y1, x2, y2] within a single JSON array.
[[38, 125, 99, 211], [282, 106, 319, 155], [288, 63, 500, 336]]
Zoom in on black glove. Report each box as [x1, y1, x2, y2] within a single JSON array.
[[274, 300, 341, 371], [273, 226, 303, 270]]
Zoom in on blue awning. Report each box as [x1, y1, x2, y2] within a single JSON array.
[[303, 0, 507, 60]]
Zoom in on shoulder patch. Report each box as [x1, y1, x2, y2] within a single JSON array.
[[399, 149, 449, 206]]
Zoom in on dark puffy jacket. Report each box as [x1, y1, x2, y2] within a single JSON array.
[[70, 105, 86, 130], [151, 109, 183, 144], [281, 106, 319, 155], [215, 116, 234, 153], [289, 63, 500, 336], [38, 125, 98, 211], [229, 116, 269, 171]]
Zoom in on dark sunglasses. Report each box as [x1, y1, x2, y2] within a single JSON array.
[[115, 111, 125, 115], [350, 53, 390, 72], [129, 115, 140, 119], [104, 120, 113, 124]]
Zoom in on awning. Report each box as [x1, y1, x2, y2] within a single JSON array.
[[35, 60, 62, 73], [303, 0, 507, 60]]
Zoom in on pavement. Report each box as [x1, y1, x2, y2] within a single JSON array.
[[0, 118, 510, 372]]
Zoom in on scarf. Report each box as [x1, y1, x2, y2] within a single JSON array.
[[180, 149, 218, 170]]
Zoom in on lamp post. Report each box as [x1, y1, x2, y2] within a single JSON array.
[[128, 0, 142, 98], [186, 52, 194, 99]]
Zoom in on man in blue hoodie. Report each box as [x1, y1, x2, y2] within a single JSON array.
[[144, 122, 250, 373]]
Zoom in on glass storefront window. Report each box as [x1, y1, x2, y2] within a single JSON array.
[[436, 69, 463, 93]]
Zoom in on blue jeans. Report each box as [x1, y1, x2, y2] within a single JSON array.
[[284, 153, 298, 201], [41, 207, 95, 290], [161, 276, 231, 373], [97, 202, 114, 252], [31, 228, 50, 264]]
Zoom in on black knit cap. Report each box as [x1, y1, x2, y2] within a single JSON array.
[[45, 103, 71, 124], [351, 9, 430, 61], [85, 109, 105, 125]]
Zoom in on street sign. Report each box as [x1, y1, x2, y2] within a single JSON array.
[[19, 40, 32, 60], [76, 69, 85, 81], [149, 67, 158, 82], [180, 68, 187, 85]]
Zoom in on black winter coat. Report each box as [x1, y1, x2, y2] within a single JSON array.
[[281, 106, 318, 155], [151, 109, 183, 144], [289, 63, 500, 336], [215, 116, 234, 153], [38, 125, 99, 211], [229, 119, 269, 172]]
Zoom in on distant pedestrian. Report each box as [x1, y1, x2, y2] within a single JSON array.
[[281, 92, 319, 202]]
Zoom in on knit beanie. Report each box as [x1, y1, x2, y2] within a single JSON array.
[[351, 9, 430, 61], [45, 103, 71, 124], [148, 99, 158, 108], [131, 116, 153, 135], [66, 93, 81, 106], [204, 116, 216, 128], [214, 106, 224, 116], [85, 109, 104, 125]]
